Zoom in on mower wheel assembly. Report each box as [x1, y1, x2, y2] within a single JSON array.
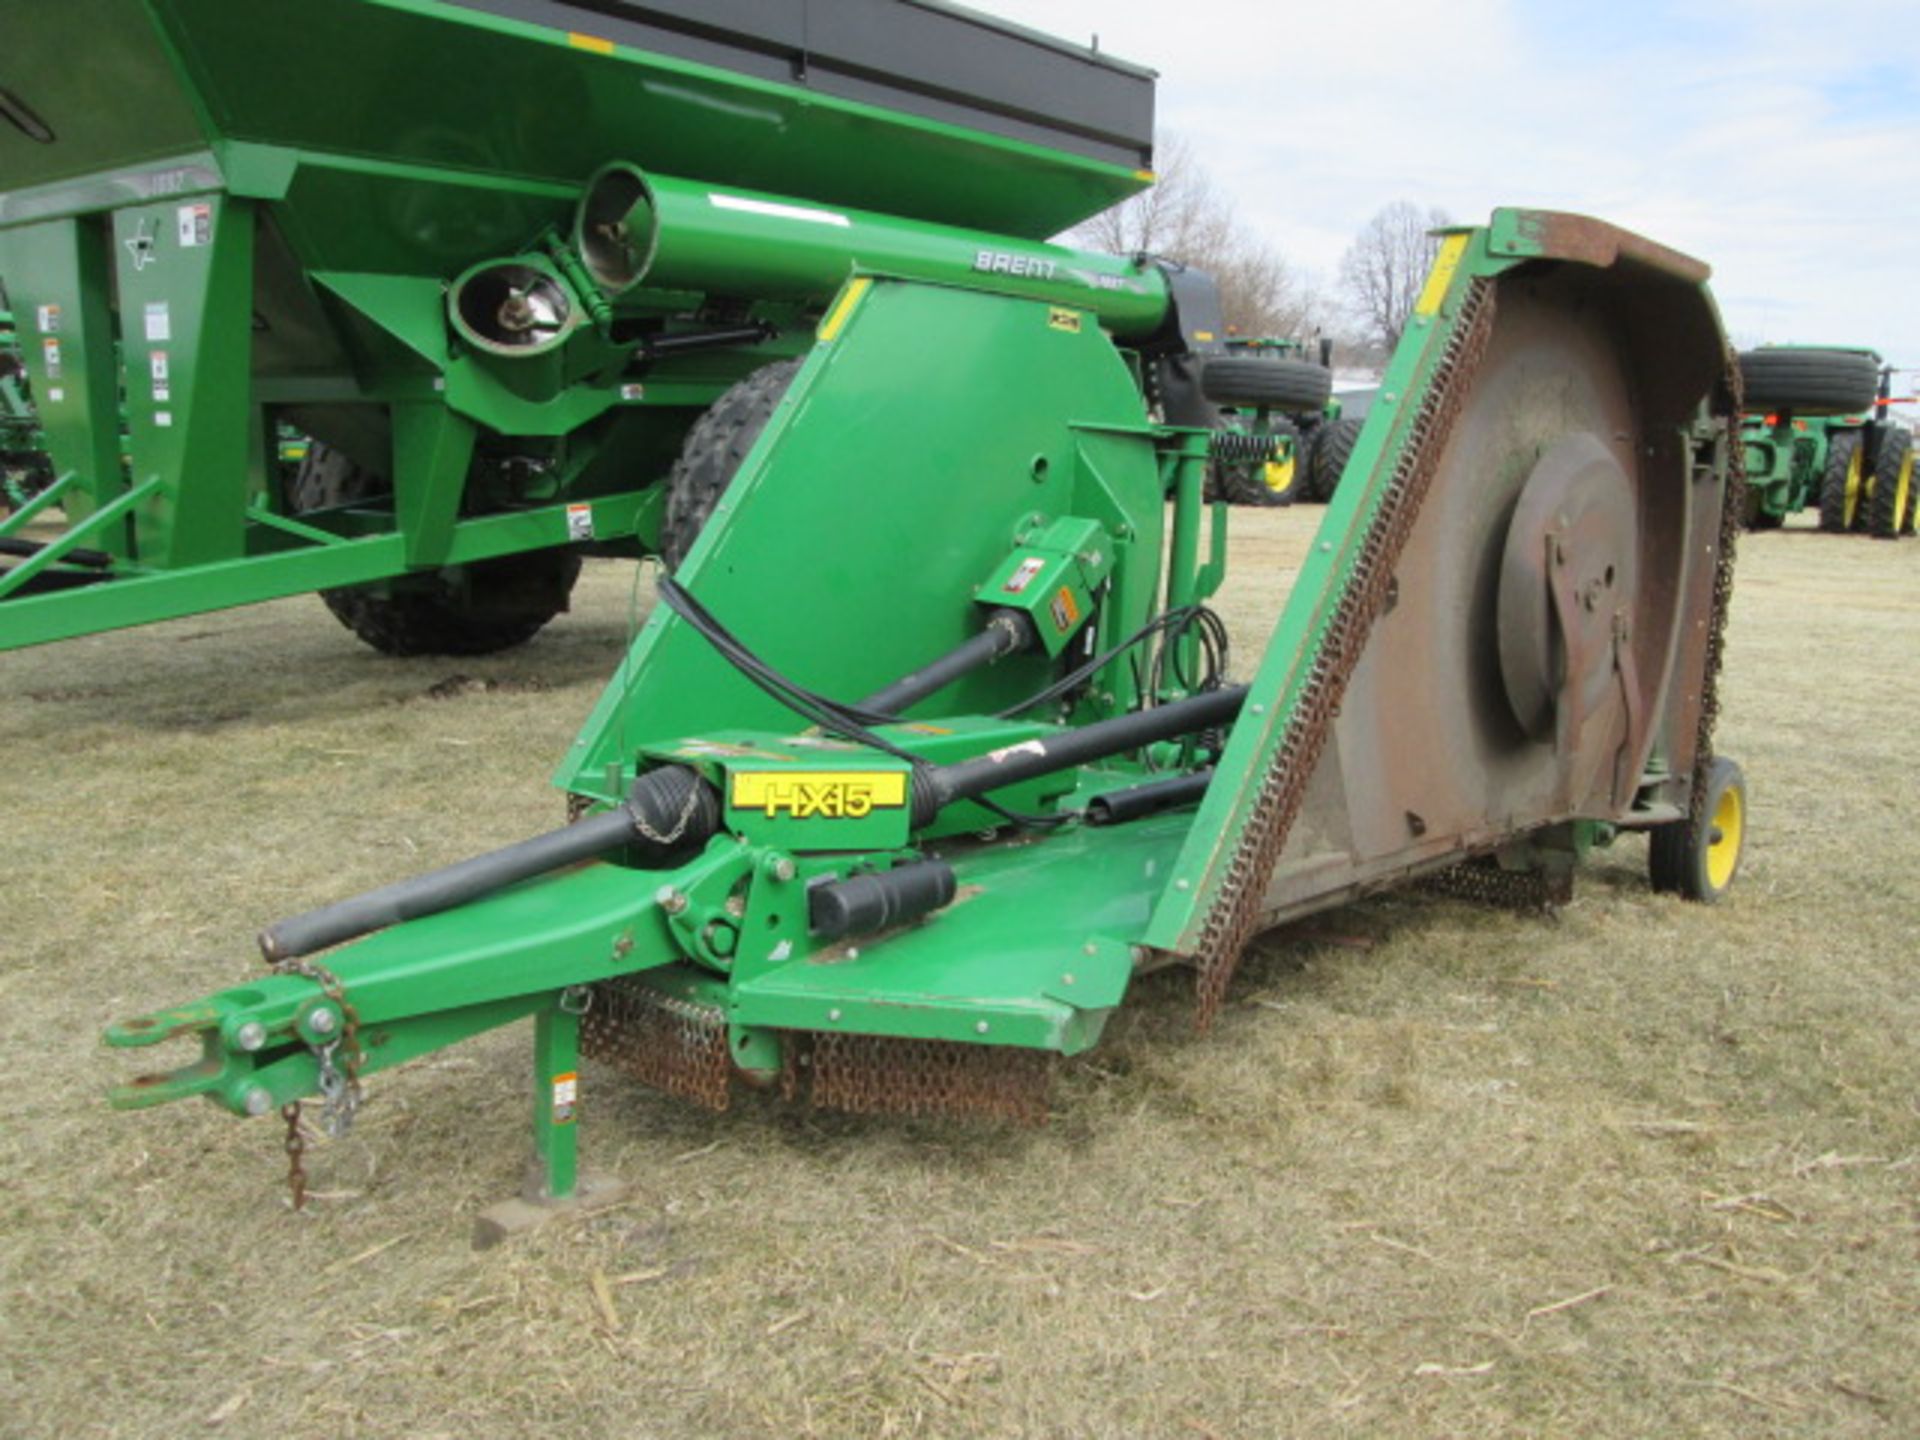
[[1649, 756, 1747, 903]]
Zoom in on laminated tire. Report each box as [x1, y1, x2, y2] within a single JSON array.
[[1219, 419, 1303, 506], [1865, 428, 1914, 540], [1817, 431, 1865, 534], [660, 359, 801, 568], [1648, 755, 1746, 903], [1737, 347, 1880, 416], [1199, 356, 1331, 413], [1307, 415, 1364, 502], [288, 443, 580, 656]]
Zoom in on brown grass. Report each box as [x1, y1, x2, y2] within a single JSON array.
[[2, 508, 1917, 1438]]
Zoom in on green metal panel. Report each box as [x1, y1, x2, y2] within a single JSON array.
[[557, 278, 1166, 797], [112, 193, 254, 566]]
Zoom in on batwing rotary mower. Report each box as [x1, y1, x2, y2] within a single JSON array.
[[104, 153, 1753, 1230]]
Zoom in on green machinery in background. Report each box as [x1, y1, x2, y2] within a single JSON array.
[[1199, 336, 1335, 507], [0, 0, 1213, 655], [0, 281, 54, 511], [104, 122, 1753, 1240], [1737, 345, 1915, 537]]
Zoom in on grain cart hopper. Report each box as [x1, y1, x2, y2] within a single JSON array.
[[0, 0, 1187, 654], [104, 195, 1751, 1239], [1737, 346, 1914, 537]]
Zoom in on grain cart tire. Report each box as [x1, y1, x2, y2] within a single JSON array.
[[1199, 356, 1332, 413], [1737, 347, 1881, 416], [1817, 431, 1866, 533], [1648, 756, 1746, 903], [288, 444, 581, 656], [1865, 428, 1914, 540], [1308, 415, 1365, 502], [660, 359, 802, 569], [1220, 418, 1304, 506]]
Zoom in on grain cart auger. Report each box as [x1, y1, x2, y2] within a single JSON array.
[[105, 210, 1749, 1241], [0, 0, 1179, 655]]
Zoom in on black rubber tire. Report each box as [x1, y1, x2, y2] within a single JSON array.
[[1648, 755, 1746, 903], [659, 359, 801, 569], [1199, 356, 1331, 413], [1865, 427, 1914, 540], [288, 443, 581, 656], [1307, 416, 1364, 502], [1817, 431, 1864, 534], [1737, 347, 1880, 416], [1219, 419, 1303, 507]]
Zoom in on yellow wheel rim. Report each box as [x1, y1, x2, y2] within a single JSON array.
[[1263, 456, 1297, 496], [1705, 781, 1743, 891], [1843, 447, 1864, 528], [1895, 452, 1914, 533]]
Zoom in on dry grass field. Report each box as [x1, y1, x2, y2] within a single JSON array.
[[2, 506, 1915, 1438]]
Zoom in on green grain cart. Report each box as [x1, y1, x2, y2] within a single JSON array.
[[1737, 345, 1915, 537], [17, 3, 1751, 1237]]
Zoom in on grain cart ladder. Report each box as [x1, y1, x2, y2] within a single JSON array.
[[105, 203, 1751, 1240]]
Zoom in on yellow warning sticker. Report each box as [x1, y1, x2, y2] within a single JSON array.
[[567, 31, 615, 54], [731, 770, 907, 819], [1413, 233, 1470, 317], [1048, 307, 1083, 333], [818, 277, 873, 342]]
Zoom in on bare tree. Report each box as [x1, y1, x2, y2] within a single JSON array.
[[1062, 134, 1325, 341], [1337, 202, 1454, 353]]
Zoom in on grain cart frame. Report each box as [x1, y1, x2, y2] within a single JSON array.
[[106, 202, 1752, 1240], [0, 0, 1191, 654]]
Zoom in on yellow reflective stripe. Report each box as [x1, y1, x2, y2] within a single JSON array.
[[567, 32, 615, 54], [1413, 233, 1470, 317], [818, 277, 873, 342]]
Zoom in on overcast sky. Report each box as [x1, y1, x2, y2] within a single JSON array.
[[987, 0, 1920, 384]]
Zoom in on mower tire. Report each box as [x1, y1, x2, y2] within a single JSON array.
[[1649, 755, 1746, 903], [1199, 356, 1331, 413], [1737, 347, 1880, 416], [660, 359, 802, 568]]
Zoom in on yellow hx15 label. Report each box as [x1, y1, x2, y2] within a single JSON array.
[[731, 771, 907, 819]]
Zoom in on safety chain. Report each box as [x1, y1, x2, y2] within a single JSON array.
[[271, 957, 365, 1212]]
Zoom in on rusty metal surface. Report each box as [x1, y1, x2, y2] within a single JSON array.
[[1507, 210, 1712, 285], [1188, 253, 1738, 1022], [782, 1031, 1052, 1124], [1418, 855, 1573, 911], [1189, 277, 1501, 1025], [582, 979, 734, 1111]]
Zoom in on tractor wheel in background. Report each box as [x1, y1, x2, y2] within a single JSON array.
[[1817, 432, 1865, 534], [1308, 415, 1365, 502], [1199, 356, 1332, 413], [1648, 755, 1747, 903], [288, 443, 581, 656], [1219, 418, 1304, 506], [1737, 347, 1881, 416], [660, 359, 802, 569], [1865, 428, 1914, 540]]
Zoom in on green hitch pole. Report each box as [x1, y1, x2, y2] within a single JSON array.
[[530, 996, 583, 1202]]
